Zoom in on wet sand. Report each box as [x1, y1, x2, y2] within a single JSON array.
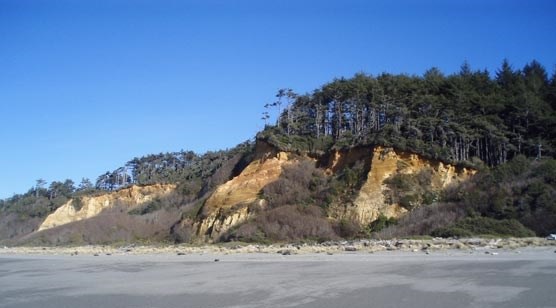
[[1, 248, 555, 308]]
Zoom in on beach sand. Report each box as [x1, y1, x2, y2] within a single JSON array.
[[1, 245, 555, 308]]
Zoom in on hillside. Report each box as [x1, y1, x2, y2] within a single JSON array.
[[1, 60, 555, 245]]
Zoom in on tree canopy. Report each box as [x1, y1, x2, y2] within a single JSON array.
[[261, 60, 555, 167]]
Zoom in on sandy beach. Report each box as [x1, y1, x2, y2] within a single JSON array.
[[1, 239, 555, 308]]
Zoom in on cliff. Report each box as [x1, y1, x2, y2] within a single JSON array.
[[194, 142, 292, 239], [193, 143, 475, 240], [327, 146, 475, 224], [20, 143, 475, 243], [38, 184, 176, 231]]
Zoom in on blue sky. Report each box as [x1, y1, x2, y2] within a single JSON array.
[[1, 0, 555, 198]]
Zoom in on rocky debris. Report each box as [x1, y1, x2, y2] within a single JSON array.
[[214, 258, 220, 262], [1, 237, 555, 256], [177, 252, 186, 256], [279, 249, 292, 255]]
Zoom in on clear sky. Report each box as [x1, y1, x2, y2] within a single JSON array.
[[1, 0, 555, 199]]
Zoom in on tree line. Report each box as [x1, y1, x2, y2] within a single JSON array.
[[94, 141, 253, 191], [263, 60, 555, 166]]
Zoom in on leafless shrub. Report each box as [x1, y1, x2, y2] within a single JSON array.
[[170, 218, 195, 243], [262, 160, 329, 208], [227, 205, 338, 242], [230, 223, 262, 242], [17, 199, 197, 245], [373, 202, 466, 239], [333, 218, 362, 238], [0, 213, 43, 244]]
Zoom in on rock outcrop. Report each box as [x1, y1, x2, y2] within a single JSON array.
[[195, 143, 291, 239], [38, 184, 176, 231], [328, 146, 475, 224], [195, 143, 475, 239]]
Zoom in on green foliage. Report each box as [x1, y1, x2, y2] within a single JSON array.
[[97, 140, 255, 195], [262, 60, 555, 167], [72, 198, 84, 211], [368, 214, 397, 233], [257, 128, 334, 154], [385, 173, 415, 191], [431, 217, 535, 238], [4, 60, 556, 244], [536, 159, 556, 184], [0, 179, 76, 219], [383, 169, 437, 210], [128, 198, 163, 215], [443, 156, 556, 235]]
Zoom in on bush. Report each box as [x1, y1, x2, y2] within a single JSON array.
[[72, 198, 84, 211], [368, 214, 397, 233], [225, 205, 338, 242], [335, 218, 362, 238], [431, 217, 535, 238], [262, 161, 330, 209], [373, 202, 465, 239], [128, 198, 163, 215], [385, 173, 415, 191], [128, 192, 188, 216], [170, 219, 195, 243], [383, 168, 436, 210], [257, 128, 334, 154], [442, 156, 556, 236]]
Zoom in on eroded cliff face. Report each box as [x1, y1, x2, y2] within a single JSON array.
[[328, 146, 475, 224], [195, 143, 290, 239], [38, 184, 176, 231], [192, 142, 475, 241]]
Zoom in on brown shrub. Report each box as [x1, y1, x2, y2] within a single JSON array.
[[262, 160, 329, 208], [170, 218, 195, 243], [0, 213, 43, 244], [226, 205, 338, 242], [373, 202, 466, 239], [334, 218, 362, 238], [16, 199, 200, 245]]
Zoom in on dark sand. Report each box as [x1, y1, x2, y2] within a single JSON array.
[[1, 248, 555, 308]]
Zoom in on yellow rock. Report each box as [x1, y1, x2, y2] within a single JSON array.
[[328, 146, 475, 224], [38, 184, 176, 231], [196, 144, 290, 239]]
